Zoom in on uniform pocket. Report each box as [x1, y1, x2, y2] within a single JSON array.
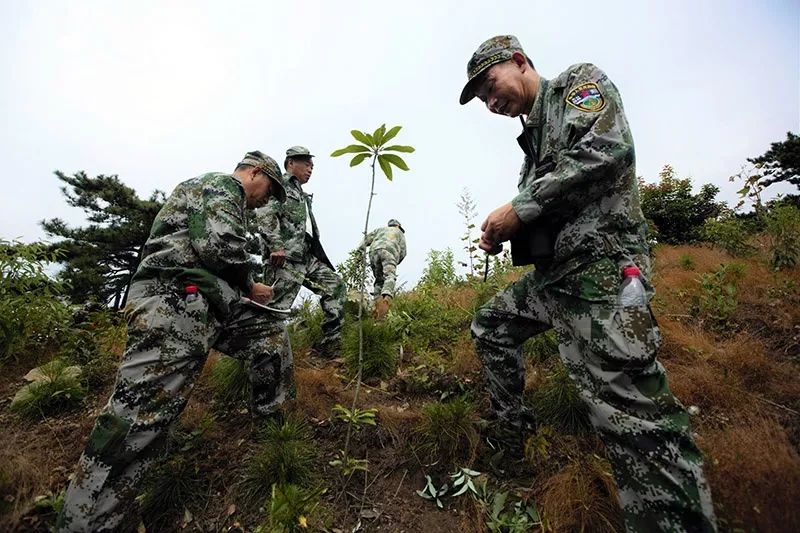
[[590, 303, 661, 369]]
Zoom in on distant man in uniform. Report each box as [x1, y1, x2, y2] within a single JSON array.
[[360, 218, 407, 318], [460, 35, 716, 532], [57, 151, 289, 532], [254, 146, 346, 356]]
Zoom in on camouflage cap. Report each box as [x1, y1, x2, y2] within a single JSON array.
[[285, 145, 315, 158], [239, 150, 287, 203], [388, 218, 404, 232], [459, 35, 525, 105]]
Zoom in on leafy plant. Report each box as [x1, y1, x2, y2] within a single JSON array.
[[287, 299, 324, 352], [528, 361, 591, 435], [418, 249, 460, 288], [10, 359, 86, 418], [256, 483, 325, 533], [450, 467, 481, 497], [765, 204, 800, 269], [240, 416, 315, 507], [332, 404, 377, 428], [416, 475, 448, 508], [418, 396, 479, 467], [693, 263, 746, 329], [456, 188, 487, 278], [701, 215, 755, 257], [329, 450, 368, 477]]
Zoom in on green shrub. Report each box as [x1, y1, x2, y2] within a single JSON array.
[[287, 300, 324, 352], [701, 216, 755, 256], [692, 262, 746, 330], [257, 483, 325, 533], [418, 396, 479, 467], [209, 355, 250, 405], [391, 291, 469, 357], [678, 253, 696, 270], [10, 359, 86, 418], [418, 249, 460, 288], [240, 416, 315, 507], [0, 240, 72, 364], [523, 330, 559, 364], [766, 205, 800, 269], [342, 318, 397, 379], [527, 361, 591, 435]]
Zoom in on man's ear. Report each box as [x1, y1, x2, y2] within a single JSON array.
[[511, 51, 527, 70]]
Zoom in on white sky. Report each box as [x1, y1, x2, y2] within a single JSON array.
[[1, 0, 798, 289]]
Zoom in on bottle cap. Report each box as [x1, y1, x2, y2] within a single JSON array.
[[622, 266, 641, 278], [185, 285, 199, 294]]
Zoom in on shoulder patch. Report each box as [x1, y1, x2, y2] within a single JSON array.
[[565, 82, 606, 112]]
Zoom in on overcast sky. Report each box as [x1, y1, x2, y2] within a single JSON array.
[[1, 0, 798, 290]]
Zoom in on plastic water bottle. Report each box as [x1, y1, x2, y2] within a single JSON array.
[[185, 284, 199, 303], [618, 266, 646, 307]]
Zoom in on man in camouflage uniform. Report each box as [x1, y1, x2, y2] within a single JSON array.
[[360, 218, 407, 319], [253, 145, 346, 355], [57, 151, 291, 532], [460, 36, 716, 532]]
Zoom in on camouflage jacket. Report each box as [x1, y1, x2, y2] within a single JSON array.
[[131, 172, 254, 315], [509, 63, 650, 302], [253, 173, 333, 269], [361, 226, 407, 263]]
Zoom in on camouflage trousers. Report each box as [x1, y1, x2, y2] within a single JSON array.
[[265, 254, 346, 342], [471, 272, 716, 532], [369, 248, 399, 297], [57, 282, 293, 532]]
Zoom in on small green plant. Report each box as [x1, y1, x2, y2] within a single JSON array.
[[523, 330, 559, 364], [329, 450, 368, 476], [287, 300, 324, 352], [418, 396, 479, 467], [240, 416, 315, 507], [341, 318, 397, 379], [209, 355, 250, 405], [418, 249, 460, 288], [678, 253, 696, 270], [481, 491, 542, 533], [10, 359, 86, 418], [416, 475, 449, 508], [450, 467, 482, 497], [528, 361, 591, 435], [701, 216, 755, 257], [332, 404, 377, 428], [766, 204, 800, 269], [256, 483, 325, 533], [524, 426, 555, 467], [693, 262, 746, 329]]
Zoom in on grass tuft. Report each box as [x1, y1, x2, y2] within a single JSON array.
[[342, 318, 398, 379], [10, 359, 86, 418], [418, 396, 479, 467]]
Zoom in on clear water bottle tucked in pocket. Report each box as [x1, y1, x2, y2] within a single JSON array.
[[185, 284, 199, 303], [618, 266, 646, 307]]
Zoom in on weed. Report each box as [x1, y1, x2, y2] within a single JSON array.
[[678, 253, 696, 270], [10, 359, 86, 418], [240, 416, 315, 507], [418, 396, 479, 467], [527, 361, 591, 435], [450, 467, 482, 497], [256, 483, 325, 533], [417, 474, 449, 508], [523, 330, 559, 364], [328, 450, 369, 477], [287, 300, 324, 352], [701, 216, 755, 257], [693, 262, 746, 329], [475, 488, 542, 533], [209, 354, 250, 405], [332, 404, 377, 428], [418, 249, 460, 288], [766, 204, 800, 269], [342, 318, 397, 379], [33, 489, 65, 517]]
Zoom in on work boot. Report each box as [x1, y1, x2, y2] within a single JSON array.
[[374, 295, 391, 320], [312, 337, 341, 359]]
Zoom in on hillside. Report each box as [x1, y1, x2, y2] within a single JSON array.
[[1, 243, 799, 532]]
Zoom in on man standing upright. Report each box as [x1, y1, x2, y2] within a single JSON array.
[[254, 146, 346, 356], [460, 35, 716, 532], [57, 151, 290, 531], [360, 218, 406, 319]]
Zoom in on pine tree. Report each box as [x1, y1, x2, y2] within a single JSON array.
[[41, 171, 165, 309]]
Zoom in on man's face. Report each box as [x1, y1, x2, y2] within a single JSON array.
[[475, 60, 527, 117], [288, 157, 314, 184], [245, 171, 272, 209]]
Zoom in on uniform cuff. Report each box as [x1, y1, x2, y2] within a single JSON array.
[[511, 194, 542, 224]]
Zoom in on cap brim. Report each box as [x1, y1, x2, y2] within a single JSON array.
[[459, 75, 481, 105], [269, 177, 287, 203]]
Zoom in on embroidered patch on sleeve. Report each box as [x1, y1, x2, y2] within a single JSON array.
[[565, 82, 606, 112]]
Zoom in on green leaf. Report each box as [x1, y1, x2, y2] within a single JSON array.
[[351, 129, 374, 147], [736, 186, 750, 196], [350, 153, 370, 167], [378, 155, 393, 181], [331, 144, 370, 157], [381, 125, 402, 145], [372, 124, 387, 146], [384, 144, 415, 153], [381, 153, 410, 171]]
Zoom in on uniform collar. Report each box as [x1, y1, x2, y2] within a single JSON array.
[[524, 77, 548, 129]]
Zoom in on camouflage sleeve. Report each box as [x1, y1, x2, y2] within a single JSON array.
[[511, 65, 634, 224], [254, 197, 284, 254], [191, 182, 253, 293], [360, 229, 377, 250]]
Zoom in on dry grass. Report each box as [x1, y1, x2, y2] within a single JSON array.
[[294, 367, 351, 421]]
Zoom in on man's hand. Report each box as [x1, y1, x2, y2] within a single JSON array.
[[270, 249, 286, 267], [249, 283, 274, 304], [479, 202, 522, 253]]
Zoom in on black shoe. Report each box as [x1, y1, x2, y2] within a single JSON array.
[[312, 337, 341, 359]]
